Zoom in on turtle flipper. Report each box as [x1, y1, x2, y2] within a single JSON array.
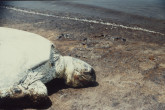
[[23, 80, 49, 106], [0, 69, 48, 106], [20, 70, 48, 101], [0, 81, 49, 108], [0, 80, 47, 99], [27, 80, 48, 97], [0, 80, 48, 98]]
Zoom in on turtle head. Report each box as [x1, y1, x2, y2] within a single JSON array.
[[63, 56, 96, 87]]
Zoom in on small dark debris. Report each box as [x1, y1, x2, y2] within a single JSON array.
[[57, 33, 73, 40], [93, 34, 106, 38], [112, 102, 120, 107], [93, 34, 126, 42], [83, 38, 87, 41], [111, 36, 126, 42]]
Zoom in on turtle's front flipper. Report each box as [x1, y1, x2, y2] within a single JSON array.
[[27, 80, 48, 97], [0, 81, 49, 108], [18, 69, 49, 101], [0, 61, 51, 107], [5, 70, 49, 99], [22, 80, 49, 106], [0, 81, 48, 99]]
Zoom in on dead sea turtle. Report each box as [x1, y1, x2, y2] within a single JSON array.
[[0, 27, 96, 106]]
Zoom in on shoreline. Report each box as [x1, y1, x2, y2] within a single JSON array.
[[0, 2, 165, 34], [1, 5, 164, 36]]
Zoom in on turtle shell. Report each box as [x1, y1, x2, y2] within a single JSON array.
[[0, 27, 52, 88]]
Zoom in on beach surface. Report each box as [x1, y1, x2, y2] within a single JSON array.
[[0, 1, 165, 109]]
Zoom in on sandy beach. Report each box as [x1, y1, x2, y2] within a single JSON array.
[[0, 1, 165, 110]]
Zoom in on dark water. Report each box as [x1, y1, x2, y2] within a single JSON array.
[[74, 0, 165, 20], [1, 0, 165, 20]]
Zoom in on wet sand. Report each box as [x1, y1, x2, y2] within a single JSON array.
[[0, 4, 165, 110]]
